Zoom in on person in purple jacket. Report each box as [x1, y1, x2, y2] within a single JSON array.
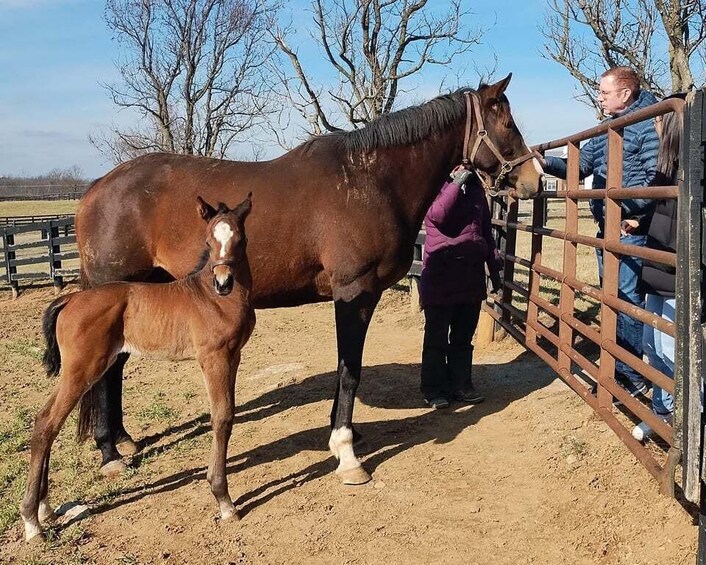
[[419, 165, 502, 409]]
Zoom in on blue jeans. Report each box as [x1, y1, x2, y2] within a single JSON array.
[[643, 294, 675, 415], [596, 233, 647, 388]]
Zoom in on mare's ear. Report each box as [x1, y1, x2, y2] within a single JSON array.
[[197, 196, 217, 222], [234, 191, 253, 221], [486, 73, 512, 99]]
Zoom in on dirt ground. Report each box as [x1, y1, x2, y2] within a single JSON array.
[[0, 284, 698, 565]]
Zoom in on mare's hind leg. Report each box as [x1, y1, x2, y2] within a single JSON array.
[[329, 290, 380, 485], [20, 376, 90, 541], [108, 353, 138, 455], [201, 350, 239, 520]]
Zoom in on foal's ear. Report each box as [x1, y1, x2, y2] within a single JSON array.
[[197, 196, 217, 222], [234, 192, 253, 221]]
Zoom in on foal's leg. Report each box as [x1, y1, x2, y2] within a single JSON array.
[[20, 374, 90, 541], [37, 454, 56, 524], [201, 350, 239, 520], [329, 290, 380, 485]]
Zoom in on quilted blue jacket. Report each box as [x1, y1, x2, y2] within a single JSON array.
[[544, 89, 659, 231]]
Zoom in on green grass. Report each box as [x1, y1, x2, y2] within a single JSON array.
[[137, 391, 179, 424], [0, 407, 33, 533], [1, 339, 44, 362]]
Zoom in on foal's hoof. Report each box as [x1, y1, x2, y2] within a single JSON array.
[[23, 524, 46, 544], [337, 466, 371, 485], [116, 437, 139, 457], [100, 459, 128, 478], [220, 507, 240, 522], [38, 501, 57, 524]]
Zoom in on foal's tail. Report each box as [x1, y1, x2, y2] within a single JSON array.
[[42, 294, 71, 377]]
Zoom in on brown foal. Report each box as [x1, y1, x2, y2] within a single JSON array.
[[20, 195, 255, 542]]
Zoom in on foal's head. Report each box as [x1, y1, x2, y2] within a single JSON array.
[[197, 193, 252, 296]]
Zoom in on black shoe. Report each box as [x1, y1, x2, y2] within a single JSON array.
[[424, 396, 450, 409], [451, 386, 485, 404], [613, 376, 650, 406]]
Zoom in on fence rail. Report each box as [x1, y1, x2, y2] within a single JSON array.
[[0, 216, 79, 296]]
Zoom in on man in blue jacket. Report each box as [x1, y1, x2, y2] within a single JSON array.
[[541, 66, 659, 398]]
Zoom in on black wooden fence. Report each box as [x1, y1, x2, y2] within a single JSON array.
[[0, 216, 80, 297]]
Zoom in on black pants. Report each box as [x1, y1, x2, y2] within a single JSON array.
[[421, 301, 482, 399]]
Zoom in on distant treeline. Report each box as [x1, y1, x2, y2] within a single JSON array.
[[0, 167, 91, 201]]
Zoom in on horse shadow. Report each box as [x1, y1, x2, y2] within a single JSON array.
[[87, 350, 555, 521]]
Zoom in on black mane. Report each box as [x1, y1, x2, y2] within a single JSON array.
[[304, 87, 475, 153]]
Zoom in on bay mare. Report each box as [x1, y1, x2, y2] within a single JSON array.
[[76, 74, 543, 485], [21, 196, 255, 541]]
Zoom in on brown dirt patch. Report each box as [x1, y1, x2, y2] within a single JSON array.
[[0, 284, 697, 564]]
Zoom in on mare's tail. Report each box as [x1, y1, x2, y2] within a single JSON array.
[[42, 294, 71, 377]]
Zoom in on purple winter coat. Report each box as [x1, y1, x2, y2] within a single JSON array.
[[420, 179, 502, 307]]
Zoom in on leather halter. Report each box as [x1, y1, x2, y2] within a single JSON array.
[[210, 259, 234, 273], [461, 91, 536, 196]]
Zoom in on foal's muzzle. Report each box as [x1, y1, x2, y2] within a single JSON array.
[[212, 264, 234, 296]]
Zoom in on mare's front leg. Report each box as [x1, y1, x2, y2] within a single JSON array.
[[200, 350, 239, 520], [329, 290, 380, 485]]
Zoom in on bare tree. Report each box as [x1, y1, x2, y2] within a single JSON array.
[[542, 0, 706, 114], [271, 0, 483, 144], [91, 0, 281, 164]]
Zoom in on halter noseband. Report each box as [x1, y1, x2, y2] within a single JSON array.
[[210, 259, 234, 273], [461, 91, 535, 196]]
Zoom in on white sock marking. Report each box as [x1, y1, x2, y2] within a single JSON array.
[[329, 427, 360, 472]]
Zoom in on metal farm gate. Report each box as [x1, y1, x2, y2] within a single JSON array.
[[484, 91, 706, 556]]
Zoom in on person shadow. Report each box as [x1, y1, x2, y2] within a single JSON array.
[[85, 350, 555, 522]]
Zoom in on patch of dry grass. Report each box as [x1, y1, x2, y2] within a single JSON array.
[[0, 200, 79, 217]]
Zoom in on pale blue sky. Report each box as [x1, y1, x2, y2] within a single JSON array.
[[0, 0, 596, 179]]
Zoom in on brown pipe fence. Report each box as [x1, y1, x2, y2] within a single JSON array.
[[484, 95, 700, 502]]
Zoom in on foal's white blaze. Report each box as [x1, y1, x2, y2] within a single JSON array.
[[328, 427, 360, 472], [213, 221, 234, 259]]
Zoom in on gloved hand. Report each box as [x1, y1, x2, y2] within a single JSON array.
[[449, 165, 472, 187]]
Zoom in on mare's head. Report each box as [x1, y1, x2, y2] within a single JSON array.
[[197, 193, 253, 296], [467, 74, 543, 198]]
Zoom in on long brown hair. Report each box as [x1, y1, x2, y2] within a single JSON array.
[[653, 93, 686, 185]]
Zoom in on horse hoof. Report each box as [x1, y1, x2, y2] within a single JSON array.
[[337, 466, 371, 485], [24, 525, 46, 544], [220, 508, 240, 522], [38, 502, 57, 524], [100, 459, 127, 478], [116, 437, 139, 456]]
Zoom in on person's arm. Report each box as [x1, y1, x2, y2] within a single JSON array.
[[621, 121, 660, 219], [542, 138, 595, 180], [425, 167, 470, 227]]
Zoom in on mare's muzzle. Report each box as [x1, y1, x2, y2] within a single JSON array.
[[212, 263, 234, 296]]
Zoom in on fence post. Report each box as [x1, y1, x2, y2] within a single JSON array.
[[48, 221, 63, 294], [2, 229, 19, 299]]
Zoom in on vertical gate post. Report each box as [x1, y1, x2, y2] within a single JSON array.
[[596, 126, 624, 411], [557, 142, 581, 375], [674, 90, 706, 563], [501, 195, 519, 328]]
